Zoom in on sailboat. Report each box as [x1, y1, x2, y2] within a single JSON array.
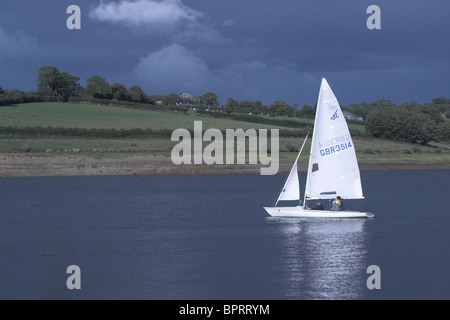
[[264, 77, 373, 218]]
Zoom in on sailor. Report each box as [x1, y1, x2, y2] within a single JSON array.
[[312, 202, 324, 210], [331, 196, 345, 211]]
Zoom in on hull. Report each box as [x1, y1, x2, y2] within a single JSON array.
[[264, 206, 373, 219]]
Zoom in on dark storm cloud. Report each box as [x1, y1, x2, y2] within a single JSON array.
[[0, 0, 449, 105]]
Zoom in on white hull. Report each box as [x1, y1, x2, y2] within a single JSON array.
[[264, 206, 373, 219]]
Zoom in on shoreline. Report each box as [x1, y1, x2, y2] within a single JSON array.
[[1, 154, 449, 177]]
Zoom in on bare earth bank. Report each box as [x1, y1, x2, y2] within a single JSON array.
[[1, 154, 449, 177]]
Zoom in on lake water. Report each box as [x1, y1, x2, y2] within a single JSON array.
[[0, 170, 449, 300]]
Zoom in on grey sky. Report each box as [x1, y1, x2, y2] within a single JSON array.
[[0, 0, 449, 105]]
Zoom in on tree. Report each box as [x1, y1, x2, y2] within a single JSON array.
[[162, 93, 179, 105], [343, 101, 369, 117], [343, 99, 396, 119], [370, 98, 396, 109], [363, 109, 387, 138], [36, 66, 80, 101], [111, 83, 130, 101], [201, 91, 219, 108], [0, 85, 4, 94], [128, 85, 146, 103], [253, 101, 265, 114], [413, 104, 444, 124], [236, 100, 255, 113], [223, 97, 237, 113], [438, 121, 450, 141], [59, 71, 80, 101], [267, 100, 293, 117], [37, 65, 61, 96], [365, 107, 439, 145], [299, 104, 315, 117], [432, 97, 450, 105], [86, 75, 112, 99]]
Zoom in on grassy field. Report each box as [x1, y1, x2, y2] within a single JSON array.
[[0, 102, 298, 131], [1, 102, 449, 166]]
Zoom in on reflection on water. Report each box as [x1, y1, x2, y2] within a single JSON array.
[[268, 218, 369, 299]]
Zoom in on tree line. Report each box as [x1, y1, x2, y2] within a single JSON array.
[[0, 65, 314, 116], [341, 98, 450, 144], [1, 65, 449, 145], [0, 65, 220, 109], [363, 100, 450, 145]]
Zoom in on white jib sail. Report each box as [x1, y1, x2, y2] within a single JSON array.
[[304, 78, 363, 200], [275, 129, 311, 205], [277, 162, 300, 202]]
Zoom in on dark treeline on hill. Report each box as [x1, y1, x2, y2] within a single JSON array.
[[0, 65, 307, 117], [363, 99, 450, 145], [0, 65, 221, 109], [343, 98, 450, 144], [0, 65, 449, 145]]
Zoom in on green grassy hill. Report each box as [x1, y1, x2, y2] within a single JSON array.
[[1, 102, 449, 167], [0, 102, 295, 131]]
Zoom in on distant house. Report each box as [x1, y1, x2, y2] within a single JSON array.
[[343, 111, 363, 122], [155, 101, 163, 105], [176, 100, 193, 107], [177, 93, 194, 107]]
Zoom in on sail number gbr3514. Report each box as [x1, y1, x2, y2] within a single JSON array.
[[318, 134, 353, 157]]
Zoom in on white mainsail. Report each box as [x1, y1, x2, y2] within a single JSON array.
[[304, 77, 363, 201]]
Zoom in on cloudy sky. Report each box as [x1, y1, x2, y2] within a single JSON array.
[[0, 0, 449, 105]]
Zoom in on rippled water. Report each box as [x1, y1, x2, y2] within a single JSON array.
[[0, 170, 449, 299]]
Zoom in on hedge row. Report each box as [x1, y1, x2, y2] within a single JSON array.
[[0, 126, 308, 139], [0, 126, 173, 138], [196, 110, 309, 129], [67, 97, 187, 113]]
